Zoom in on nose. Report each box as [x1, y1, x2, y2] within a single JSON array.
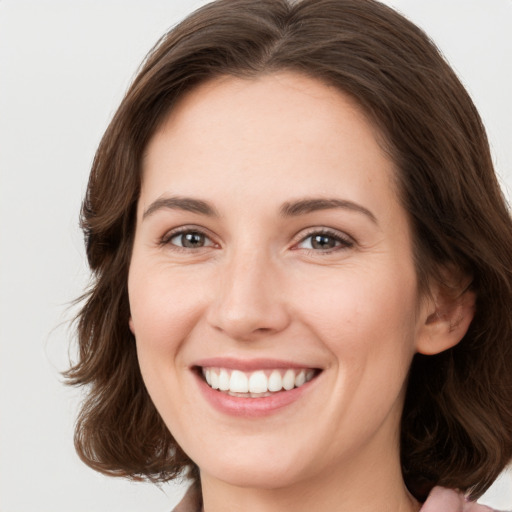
[[206, 248, 291, 341]]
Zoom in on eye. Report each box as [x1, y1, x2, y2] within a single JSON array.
[[163, 229, 216, 249], [295, 229, 353, 252]]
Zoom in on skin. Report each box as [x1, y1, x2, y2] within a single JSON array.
[[128, 72, 474, 512]]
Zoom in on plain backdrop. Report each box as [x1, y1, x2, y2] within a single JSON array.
[[1, 1, 511, 511]]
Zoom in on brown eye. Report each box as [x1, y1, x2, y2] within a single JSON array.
[[311, 234, 338, 249], [296, 230, 353, 252], [168, 230, 214, 249]]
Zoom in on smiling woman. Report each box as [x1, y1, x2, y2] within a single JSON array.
[[66, 1, 512, 511], [130, 74, 423, 476]]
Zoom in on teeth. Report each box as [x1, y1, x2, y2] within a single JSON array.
[[210, 370, 219, 390], [248, 371, 267, 393], [201, 367, 316, 396], [230, 370, 249, 393], [295, 370, 306, 387], [268, 370, 282, 392], [282, 369, 295, 390], [218, 369, 230, 391]]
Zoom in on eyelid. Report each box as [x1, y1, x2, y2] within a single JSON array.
[[160, 225, 219, 249], [158, 225, 354, 253], [292, 227, 355, 252]]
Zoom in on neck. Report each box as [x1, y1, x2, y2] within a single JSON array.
[[199, 440, 421, 512]]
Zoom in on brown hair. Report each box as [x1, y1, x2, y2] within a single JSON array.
[[66, 0, 512, 501]]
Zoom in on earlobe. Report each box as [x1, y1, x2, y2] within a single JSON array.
[[416, 285, 476, 356]]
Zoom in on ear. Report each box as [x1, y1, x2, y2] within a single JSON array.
[[129, 317, 135, 335], [415, 279, 476, 356]]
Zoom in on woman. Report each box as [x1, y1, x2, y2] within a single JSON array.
[[67, 0, 512, 510]]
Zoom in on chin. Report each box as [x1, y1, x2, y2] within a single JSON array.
[[199, 458, 312, 490]]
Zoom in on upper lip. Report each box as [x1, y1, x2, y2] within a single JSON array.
[[192, 357, 321, 372]]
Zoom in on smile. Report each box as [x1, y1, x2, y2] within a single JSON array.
[[201, 367, 317, 397]]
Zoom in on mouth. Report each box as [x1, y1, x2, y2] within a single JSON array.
[[196, 366, 320, 398]]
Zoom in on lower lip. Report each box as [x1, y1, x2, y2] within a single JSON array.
[[194, 371, 319, 418]]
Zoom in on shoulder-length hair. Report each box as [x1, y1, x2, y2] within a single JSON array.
[[66, 0, 512, 501]]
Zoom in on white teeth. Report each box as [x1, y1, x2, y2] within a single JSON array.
[[218, 369, 230, 391], [230, 370, 249, 393], [294, 370, 306, 387], [268, 370, 283, 392], [282, 369, 295, 390], [202, 367, 316, 396], [210, 370, 219, 390], [248, 371, 267, 393]]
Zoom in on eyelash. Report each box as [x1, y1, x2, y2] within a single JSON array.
[[293, 228, 354, 254], [159, 226, 354, 254], [160, 226, 217, 252]]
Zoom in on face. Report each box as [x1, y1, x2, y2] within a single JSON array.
[[128, 72, 432, 490]]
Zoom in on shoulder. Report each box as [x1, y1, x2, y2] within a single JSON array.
[[420, 487, 508, 512]]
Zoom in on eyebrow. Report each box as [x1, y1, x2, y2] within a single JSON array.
[[142, 195, 377, 224], [143, 196, 219, 219], [280, 197, 378, 224]]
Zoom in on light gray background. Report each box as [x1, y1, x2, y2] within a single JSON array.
[[1, 1, 511, 511]]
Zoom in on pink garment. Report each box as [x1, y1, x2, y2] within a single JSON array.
[[420, 486, 502, 512]]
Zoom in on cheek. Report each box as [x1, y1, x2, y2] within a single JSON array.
[[127, 263, 198, 412], [128, 267, 204, 436], [300, 264, 418, 347], [297, 263, 419, 406], [129, 261, 205, 352]]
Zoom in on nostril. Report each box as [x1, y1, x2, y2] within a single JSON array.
[[205, 276, 291, 339]]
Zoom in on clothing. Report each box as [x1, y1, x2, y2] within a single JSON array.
[[171, 484, 505, 512], [172, 483, 202, 512], [419, 487, 503, 512]]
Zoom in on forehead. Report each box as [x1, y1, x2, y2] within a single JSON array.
[[140, 72, 399, 219], [145, 72, 385, 161]]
